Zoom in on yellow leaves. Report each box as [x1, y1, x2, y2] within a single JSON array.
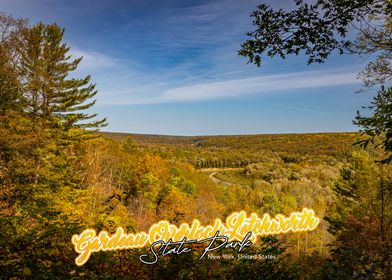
[[0, 160, 8, 179], [140, 173, 158, 188], [279, 193, 298, 214], [50, 186, 93, 224], [22, 267, 31, 276], [100, 216, 123, 232], [157, 186, 196, 223], [135, 154, 167, 180], [121, 136, 138, 153], [99, 200, 135, 233]]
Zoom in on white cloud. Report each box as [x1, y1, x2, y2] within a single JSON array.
[[100, 68, 360, 105], [70, 48, 120, 70], [161, 69, 359, 102]]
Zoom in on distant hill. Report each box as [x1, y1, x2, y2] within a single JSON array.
[[101, 131, 360, 158]]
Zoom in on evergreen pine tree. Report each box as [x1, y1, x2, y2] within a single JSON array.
[[354, 86, 392, 163], [18, 22, 106, 136]]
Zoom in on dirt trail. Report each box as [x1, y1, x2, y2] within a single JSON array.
[[208, 172, 234, 186], [199, 167, 241, 173], [198, 168, 242, 186]]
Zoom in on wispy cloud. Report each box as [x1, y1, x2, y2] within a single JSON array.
[[275, 105, 329, 115], [100, 68, 360, 105], [70, 48, 120, 71]]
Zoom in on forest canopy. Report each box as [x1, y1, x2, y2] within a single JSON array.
[[0, 4, 391, 279]]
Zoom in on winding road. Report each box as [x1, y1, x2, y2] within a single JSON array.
[[208, 172, 234, 186], [199, 167, 242, 186]]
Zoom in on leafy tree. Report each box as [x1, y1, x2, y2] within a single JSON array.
[[322, 151, 392, 279], [239, 2, 392, 278], [0, 15, 108, 278], [239, 0, 389, 66], [0, 14, 27, 113], [239, 1, 391, 151], [0, 44, 22, 112], [354, 86, 392, 163]]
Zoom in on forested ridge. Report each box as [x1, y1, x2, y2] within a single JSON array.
[[0, 8, 391, 280], [104, 132, 359, 168]]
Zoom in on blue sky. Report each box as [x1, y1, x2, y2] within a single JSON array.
[[1, 0, 376, 135]]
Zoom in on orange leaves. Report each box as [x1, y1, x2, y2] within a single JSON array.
[[156, 186, 196, 224], [135, 154, 167, 182]]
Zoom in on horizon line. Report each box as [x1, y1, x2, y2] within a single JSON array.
[[100, 130, 360, 138]]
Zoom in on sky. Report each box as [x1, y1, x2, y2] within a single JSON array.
[[0, 0, 377, 135]]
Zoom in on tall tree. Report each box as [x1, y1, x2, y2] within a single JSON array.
[[354, 86, 392, 163], [18, 22, 106, 134], [0, 13, 27, 113], [0, 17, 107, 277]]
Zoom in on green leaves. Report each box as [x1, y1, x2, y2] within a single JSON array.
[[239, 0, 388, 66], [354, 86, 392, 163]]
